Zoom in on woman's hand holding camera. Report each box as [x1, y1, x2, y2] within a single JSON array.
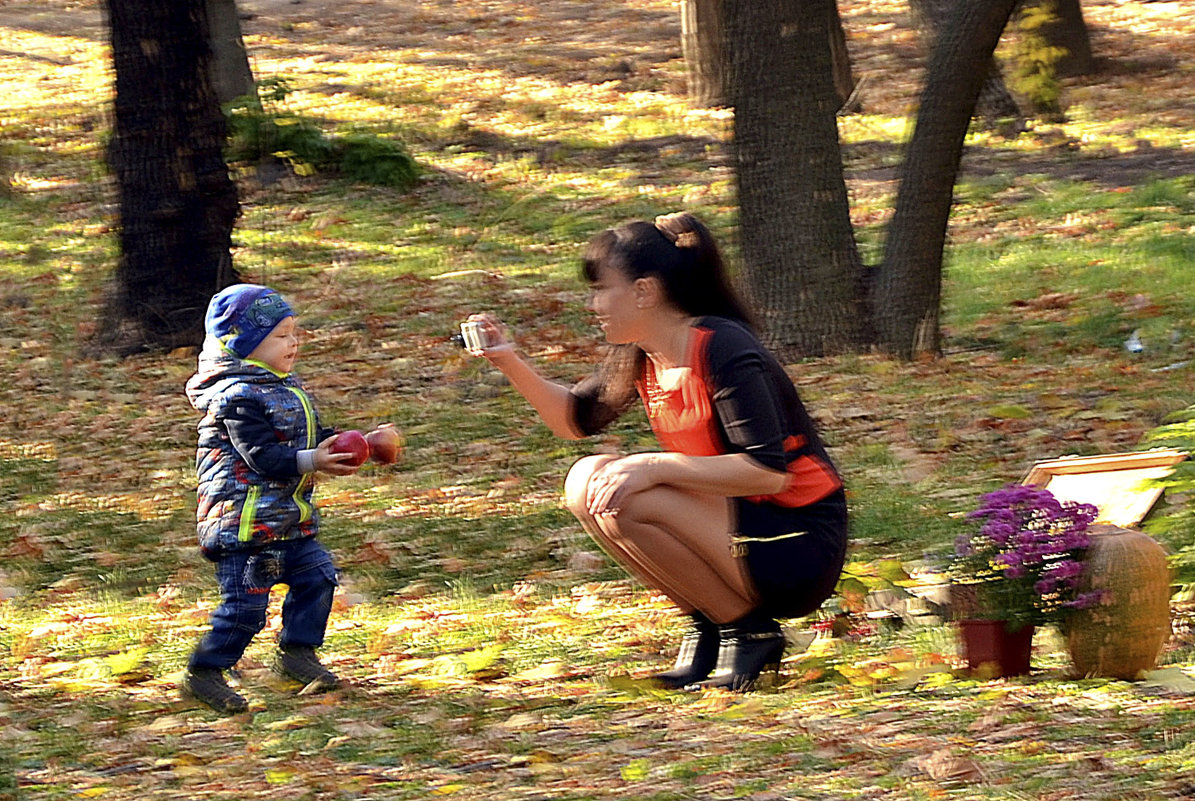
[[461, 314, 514, 361]]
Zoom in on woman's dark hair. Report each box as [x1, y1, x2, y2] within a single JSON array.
[[581, 212, 753, 326], [581, 212, 754, 410]]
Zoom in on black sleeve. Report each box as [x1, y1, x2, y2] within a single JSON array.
[[708, 344, 789, 472], [569, 372, 632, 436], [222, 399, 302, 478]]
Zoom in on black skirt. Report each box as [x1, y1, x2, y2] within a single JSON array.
[[732, 489, 848, 619]]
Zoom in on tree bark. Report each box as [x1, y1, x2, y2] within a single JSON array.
[[206, 0, 257, 107], [102, 0, 239, 353], [908, 0, 1021, 124], [681, 0, 726, 107], [877, 0, 1019, 358], [727, 0, 865, 358], [1037, 0, 1093, 76], [827, 0, 860, 112], [683, 0, 856, 111]]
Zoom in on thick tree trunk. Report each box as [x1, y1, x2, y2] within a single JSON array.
[[727, 0, 865, 358], [1038, 0, 1093, 76], [684, 0, 856, 111], [877, 0, 1019, 358], [827, 0, 860, 112], [102, 0, 239, 353], [206, 0, 257, 107], [908, 0, 1021, 124]]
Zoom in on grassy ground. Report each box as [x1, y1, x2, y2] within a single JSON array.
[[2, 0, 1195, 798]]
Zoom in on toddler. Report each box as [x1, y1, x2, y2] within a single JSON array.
[[181, 283, 359, 713]]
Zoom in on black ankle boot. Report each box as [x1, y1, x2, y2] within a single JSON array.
[[689, 611, 785, 692], [180, 667, 248, 714], [653, 612, 720, 689], [274, 644, 339, 691]]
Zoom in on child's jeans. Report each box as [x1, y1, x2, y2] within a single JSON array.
[[188, 536, 338, 671]]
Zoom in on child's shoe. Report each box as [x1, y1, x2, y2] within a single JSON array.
[[180, 668, 249, 714], [274, 644, 339, 691]]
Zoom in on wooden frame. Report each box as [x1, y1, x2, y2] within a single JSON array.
[[1021, 448, 1188, 527]]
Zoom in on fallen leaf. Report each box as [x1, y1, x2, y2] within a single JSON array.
[[918, 748, 984, 782]]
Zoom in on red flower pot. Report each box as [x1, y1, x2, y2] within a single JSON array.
[[957, 619, 1034, 678]]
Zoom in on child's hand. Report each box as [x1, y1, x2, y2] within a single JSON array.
[[314, 437, 361, 476]]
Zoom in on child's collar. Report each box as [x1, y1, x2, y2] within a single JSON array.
[[242, 357, 290, 378]]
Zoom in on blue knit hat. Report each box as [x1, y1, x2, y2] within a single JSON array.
[[204, 284, 294, 359]]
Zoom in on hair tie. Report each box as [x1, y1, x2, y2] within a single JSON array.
[[654, 213, 699, 248], [653, 218, 678, 244]]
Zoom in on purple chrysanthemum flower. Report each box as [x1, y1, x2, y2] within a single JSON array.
[[952, 483, 1099, 626]]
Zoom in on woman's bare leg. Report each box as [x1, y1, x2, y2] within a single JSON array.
[[564, 455, 758, 623], [564, 458, 695, 611]]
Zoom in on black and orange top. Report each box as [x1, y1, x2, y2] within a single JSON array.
[[570, 316, 841, 509]]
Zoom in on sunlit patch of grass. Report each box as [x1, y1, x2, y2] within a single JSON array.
[[252, 53, 725, 153], [837, 113, 912, 146]]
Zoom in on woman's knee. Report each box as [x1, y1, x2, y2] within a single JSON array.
[[562, 454, 614, 517]]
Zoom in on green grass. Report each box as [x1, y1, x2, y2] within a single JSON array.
[[944, 176, 1195, 356]]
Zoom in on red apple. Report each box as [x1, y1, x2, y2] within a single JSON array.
[[365, 424, 404, 465], [330, 430, 370, 467]]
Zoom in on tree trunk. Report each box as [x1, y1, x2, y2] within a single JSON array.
[[0, 146, 11, 197], [206, 0, 257, 107], [727, 0, 866, 358], [908, 0, 1021, 125], [1038, 0, 1093, 76], [102, 0, 239, 353], [683, 0, 857, 111], [827, 0, 860, 112], [681, 0, 726, 107], [876, 0, 1019, 358]]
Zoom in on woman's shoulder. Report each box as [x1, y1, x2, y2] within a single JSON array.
[[691, 316, 783, 384], [692, 315, 763, 352]]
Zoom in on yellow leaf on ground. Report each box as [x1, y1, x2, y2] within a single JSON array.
[[266, 715, 311, 730], [511, 660, 566, 681]]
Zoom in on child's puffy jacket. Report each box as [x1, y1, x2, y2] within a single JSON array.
[[185, 339, 331, 559]]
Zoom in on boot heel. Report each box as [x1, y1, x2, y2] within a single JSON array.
[[752, 638, 786, 689]]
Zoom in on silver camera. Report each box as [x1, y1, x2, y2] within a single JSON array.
[[459, 320, 493, 350]]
